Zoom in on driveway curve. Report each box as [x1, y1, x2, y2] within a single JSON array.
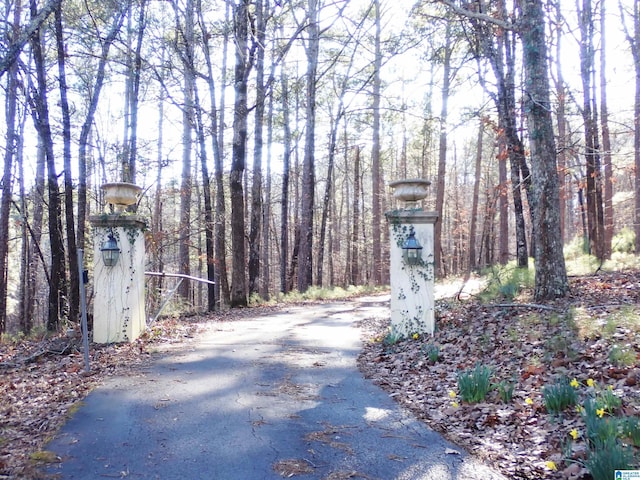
[[46, 295, 506, 480]]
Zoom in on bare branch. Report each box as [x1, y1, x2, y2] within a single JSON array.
[[438, 0, 515, 30], [0, 0, 62, 79]]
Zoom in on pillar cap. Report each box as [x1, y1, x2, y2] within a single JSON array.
[[89, 214, 147, 229], [385, 209, 438, 224]]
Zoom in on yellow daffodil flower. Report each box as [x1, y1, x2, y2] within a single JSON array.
[[525, 397, 533, 405], [570, 378, 579, 388], [596, 408, 605, 418], [545, 461, 557, 471], [449, 390, 457, 398], [586, 378, 595, 387], [569, 429, 579, 440], [412, 333, 419, 340], [452, 401, 459, 408]]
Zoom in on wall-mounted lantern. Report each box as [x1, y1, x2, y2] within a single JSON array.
[[100, 232, 120, 267], [402, 227, 423, 266]]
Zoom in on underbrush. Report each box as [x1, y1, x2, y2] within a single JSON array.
[[249, 284, 385, 306]]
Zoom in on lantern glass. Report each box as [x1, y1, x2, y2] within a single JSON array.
[[101, 233, 120, 267], [402, 228, 422, 266]]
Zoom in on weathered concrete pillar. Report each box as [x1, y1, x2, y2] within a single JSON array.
[[90, 183, 146, 343], [386, 179, 438, 337]]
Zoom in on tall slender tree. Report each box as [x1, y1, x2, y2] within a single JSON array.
[[280, 64, 292, 294], [29, 0, 68, 330], [175, 0, 195, 301], [55, 3, 79, 324], [0, 0, 22, 336], [578, 0, 604, 260], [298, 0, 319, 292], [520, 0, 569, 299], [371, 0, 382, 286], [435, 20, 453, 275], [230, 0, 253, 306], [600, 0, 613, 259], [620, 0, 640, 253], [249, 0, 267, 296]]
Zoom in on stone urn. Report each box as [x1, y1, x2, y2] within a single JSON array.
[[389, 179, 431, 208], [102, 182, 142, 212]]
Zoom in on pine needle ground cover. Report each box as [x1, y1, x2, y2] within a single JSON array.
[[358, 270, 640, 479]]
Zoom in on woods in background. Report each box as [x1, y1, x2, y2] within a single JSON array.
[[0, 0, 637, 336]]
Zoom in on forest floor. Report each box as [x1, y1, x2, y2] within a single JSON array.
[[358, 269, 640, 479], [0, 270, 639, 479]]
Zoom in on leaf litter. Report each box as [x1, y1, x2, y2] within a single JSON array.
[[1, 276, 639, 479], [357, 270, 640, 479]]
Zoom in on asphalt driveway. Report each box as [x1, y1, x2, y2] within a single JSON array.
[[46, 295, 506, 480]]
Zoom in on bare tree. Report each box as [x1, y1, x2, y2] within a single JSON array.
[[55, 3, 79, 324], [0, 0, 23, 336], [371, 0, 382, 285], [29, 0, 68, 329], [173, 0, 195, 301], [230, 0, 254, 306], [620, 0, 640, 253], [297, 0, 320, 292], [600, 0, 613, 258], [578, 0, 604, 260], [249, 0, 267, 296], [469, 118, 485, 270], [280, 65, 292, 294], [520, 0, 569, 299]]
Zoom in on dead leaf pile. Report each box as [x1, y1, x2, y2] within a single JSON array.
[[0, 317, 203, 479], [358, 270, 640, 479]]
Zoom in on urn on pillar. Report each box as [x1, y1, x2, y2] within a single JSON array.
[[386, 179, 438, 337]]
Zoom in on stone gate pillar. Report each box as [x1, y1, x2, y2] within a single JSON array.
[[386, 179, 438, 337], [90, 183, 146, 343]]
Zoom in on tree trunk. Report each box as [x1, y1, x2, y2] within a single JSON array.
[[200, 0, 229, 308], [316, 111, 339, 287], [21, 95, 45, 333], [55, 4, 79, 324], [469, 118, 484, 270], [554, 0, 568, 242], [126, 0, 146, 184], [297, 0, 319, 292], [151, 65, 165, 313], [579, 0, 604, 260], [280, 67, 291, 294], [435, 22, 451, 276], [177, 0, 195, 301], [371, 0, 382, 285], [193, 83, 216, 311], [620, 0, 640, 253], [18, 117, 33, 334], [600, 0, 613, 259], [230, 0, 251, 307], [498, 143, 509, 265], [30, 0, 68, 329], [0, 0, 21, 336], [262, 82, 274, 301], [249, 0, 266, 296], [520, 0, 569, 300], [350, 146, 361, 285], [635, 0, 640, 254]]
